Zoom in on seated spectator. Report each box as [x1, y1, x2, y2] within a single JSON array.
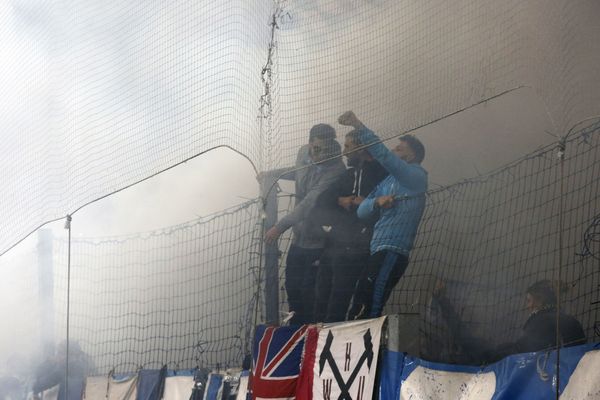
[[423, 279, 587, 364], [498, 280, 586, 356]]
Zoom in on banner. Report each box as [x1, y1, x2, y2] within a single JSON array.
[[250, 325, 309, 400], [163, 373, 195, 400], [84, 374, 138, 400], [379, 343, 600, 400], [204, 373, 224, 400], [225, 370, 249, 400], [40, 384, 59, 400], [312, 317, 386, 400], [235, 371, 250, 400], [137, 367, 167, 400]]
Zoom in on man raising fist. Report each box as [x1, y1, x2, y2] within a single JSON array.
[[338, 111, 428, 319]]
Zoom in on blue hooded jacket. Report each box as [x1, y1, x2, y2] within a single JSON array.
[[356, 127, 428, 255]]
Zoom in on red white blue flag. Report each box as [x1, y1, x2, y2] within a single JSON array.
[[249, 325, 309, 400]]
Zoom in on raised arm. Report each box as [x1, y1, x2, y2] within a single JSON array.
[[338, 111, 427, 192], [257, 144, 313, 184]]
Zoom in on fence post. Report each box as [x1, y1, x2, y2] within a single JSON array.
[[37, 229, 55, 358], [261, 177, 280, 325]]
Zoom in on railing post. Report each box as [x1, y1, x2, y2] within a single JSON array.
[[261, 177, 280, 326]]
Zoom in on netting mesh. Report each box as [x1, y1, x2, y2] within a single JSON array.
[[272, 122, 600, 362], [402, 122, 600, 360], [0, 0, 272, 255], [3, 0, 600, 254], [1, 125, 598, 371], [1, 0, 600, 377], [271, 0, 600, 168], [51, 201, 263, 373]]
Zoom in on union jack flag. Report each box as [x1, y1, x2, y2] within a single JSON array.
[[249, 325, 309, 400]]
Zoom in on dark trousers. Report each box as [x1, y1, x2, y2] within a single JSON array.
[[285, 245, 322, 325], [348, 250, 409, 319], [313, 246, 370, 323]]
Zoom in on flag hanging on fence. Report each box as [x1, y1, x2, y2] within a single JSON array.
[[249, 325, 309, 400], [84, 374, 138, 400], [137, 367, 167, 400], [235, 371, 250, 400], [163, 374, 195, 400], [379, 343, 600, 400], [311, 317, 386, 400], [203, 373, 224, 400]]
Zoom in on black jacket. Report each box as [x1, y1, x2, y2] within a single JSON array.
[[311, 160, 387, 249], [514, 308, 586, 353]]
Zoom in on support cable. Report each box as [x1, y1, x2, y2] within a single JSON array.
[[0, 145, 258, 258], [261, 85, 536, 201]]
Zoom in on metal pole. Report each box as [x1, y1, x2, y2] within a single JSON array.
[[555, 139, 566, 400], [261, 176, 280, 325], [65, 215, 72, 400]]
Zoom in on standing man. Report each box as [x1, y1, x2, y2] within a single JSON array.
[[338, 111, 428, 319], [264, 124, 345, 325], [311, 130, 388, 322]]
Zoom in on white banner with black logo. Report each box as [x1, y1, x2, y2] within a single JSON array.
[[313, 317, 386, 400]]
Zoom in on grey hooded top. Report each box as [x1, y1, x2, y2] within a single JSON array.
[[274, 142, 345, 249]]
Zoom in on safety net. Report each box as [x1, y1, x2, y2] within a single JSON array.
[[1, 0, 600, 380]]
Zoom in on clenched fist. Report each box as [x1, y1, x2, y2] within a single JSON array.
[[338, 111, 364, 129]]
